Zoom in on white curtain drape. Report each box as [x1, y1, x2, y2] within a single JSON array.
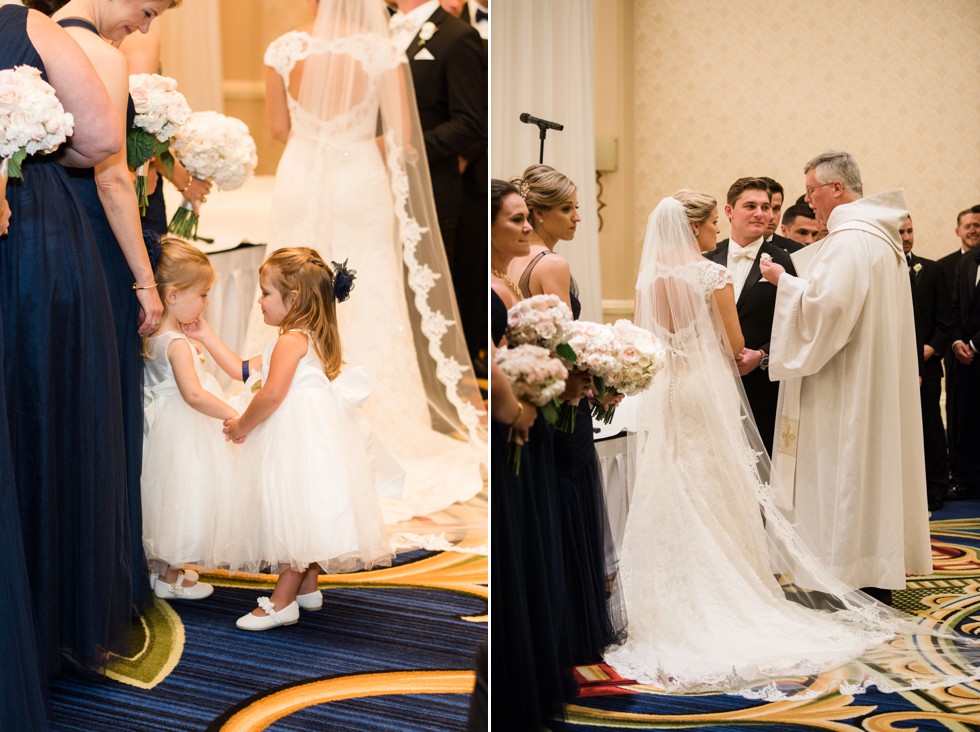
[[490, 0, 603, 321], [155, 0, 223, 113]]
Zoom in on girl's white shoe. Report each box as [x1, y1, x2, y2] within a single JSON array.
[[296, 590, 323, 610], [237, 597, 299, 631], [153, 571, 214, 600]]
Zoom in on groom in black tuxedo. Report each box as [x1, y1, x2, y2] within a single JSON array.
[[706, 177, 796, 455], [390, 0, 486, 262]]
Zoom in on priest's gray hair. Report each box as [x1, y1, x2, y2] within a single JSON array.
[[672, 189, 717, 225], [804, 150, 863, 196]]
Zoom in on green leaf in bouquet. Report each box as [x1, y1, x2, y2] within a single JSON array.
[[540, 399, 560, 426], [156, 143, 175, 180], [6, 148, 28, 179], [556, 342, 577, 362], [126, 129, 156, 170]]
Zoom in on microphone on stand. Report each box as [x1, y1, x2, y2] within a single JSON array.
[[520, 113, 564, 163], [519, 112, 564, 131]]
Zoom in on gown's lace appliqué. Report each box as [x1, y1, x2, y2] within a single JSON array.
[[609, 253, 980, 700]]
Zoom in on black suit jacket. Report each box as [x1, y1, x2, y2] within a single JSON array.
[[768, 232, 804, 253], [406, 7, 486, 223], [950, 251, 980, 349], [908, 253, 953, 380], [705, 239, 796, 453]]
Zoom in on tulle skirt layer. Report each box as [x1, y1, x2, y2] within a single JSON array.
[[213, 382, 396, 574], [142, 376, 232, 567]]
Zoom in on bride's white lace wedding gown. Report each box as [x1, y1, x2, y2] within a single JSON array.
[[251, 30, 483, 524], [605, 255, 980, 698]]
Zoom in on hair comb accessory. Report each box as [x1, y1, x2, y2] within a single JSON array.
[[143, 229, 163, 271], [331, 259, 356, 302], [519, 179, 531, 199]]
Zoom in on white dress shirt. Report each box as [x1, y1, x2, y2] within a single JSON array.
[[389, 0, 440, 53], [727, 236, 763, 301], [469, 1, 488, 39]]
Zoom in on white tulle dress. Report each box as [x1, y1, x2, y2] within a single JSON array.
[[245, 29, 484, 524], [142, 330, 232, 568], [212, 332, 403, 574]]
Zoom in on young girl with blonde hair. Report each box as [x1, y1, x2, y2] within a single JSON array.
[[186, 247, 403, 630], [142, 235, 237, 601]]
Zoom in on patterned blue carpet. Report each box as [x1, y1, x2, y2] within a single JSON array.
[[563, 500, 980, 731], [47, 549, 487, 731]]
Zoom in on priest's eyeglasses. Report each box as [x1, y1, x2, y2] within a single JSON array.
[[805, 182, 836, 196]]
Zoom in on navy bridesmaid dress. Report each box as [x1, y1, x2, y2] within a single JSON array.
[[59, 17, 152, 611], [518, 251, 622, 665], [0, 5, 133, 679], [490, 290, 569, 730]]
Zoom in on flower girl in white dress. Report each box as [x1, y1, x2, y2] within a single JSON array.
[[142, 236, 237, 601], [185, 247, 404, 631]]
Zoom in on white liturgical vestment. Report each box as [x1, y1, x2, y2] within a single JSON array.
[[767, 189, 932, 589]]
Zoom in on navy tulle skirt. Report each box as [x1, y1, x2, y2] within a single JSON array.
[[1, 157, 133, 676], [67, 168, 152, 611]]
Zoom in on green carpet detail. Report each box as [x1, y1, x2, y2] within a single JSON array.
[[106, 597, 184, 689]]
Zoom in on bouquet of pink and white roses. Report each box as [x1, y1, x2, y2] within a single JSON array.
[[564, 318, 667, 424], [506, 293, 576, 357], [0, 65, 74, 179], [127, 73, 191, 215], [495, 344, 568, 474], [168, 111, 257, 239]]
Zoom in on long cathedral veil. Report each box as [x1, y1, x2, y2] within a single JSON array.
[[292, 0, 485, 445], [617, 195, 980, 699]]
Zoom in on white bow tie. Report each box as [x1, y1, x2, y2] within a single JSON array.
[[730, 245, 758, 263]]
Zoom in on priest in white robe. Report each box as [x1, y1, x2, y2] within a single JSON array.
[[758, 150, 932, 602]]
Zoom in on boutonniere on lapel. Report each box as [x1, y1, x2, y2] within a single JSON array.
[[912, 262, 923, 276], [417, 21, 438, 46]]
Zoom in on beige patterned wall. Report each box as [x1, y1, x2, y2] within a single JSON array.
[[218, 0, 313, 175], [596, 0, 980, 308]]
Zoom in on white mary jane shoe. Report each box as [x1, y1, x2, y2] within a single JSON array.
[[296, 590, 323, 610], [236, 597, 299, 631], [153, 571, 214, 601]]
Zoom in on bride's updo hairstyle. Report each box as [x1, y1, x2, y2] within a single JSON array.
[[511, 164, 576, 233], [672, 189, 717, 225], [261, 247, 343, 380]]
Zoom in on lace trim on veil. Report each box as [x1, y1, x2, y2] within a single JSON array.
[[385, 131, 482, 442]]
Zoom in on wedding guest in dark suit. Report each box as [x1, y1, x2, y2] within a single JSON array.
[[949, 210, 980, 498], [781, 203, 822, 246], [706, 177, 796, 455], [937, 205, 980, 494], [760, 176, 803, 253], [903, 216, 953, 510]]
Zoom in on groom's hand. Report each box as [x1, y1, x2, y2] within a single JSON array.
[[736, 348, 764, 375]]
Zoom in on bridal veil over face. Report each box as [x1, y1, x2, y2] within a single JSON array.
[[295, 0, 485, 444], [609, 196, 980, 700]]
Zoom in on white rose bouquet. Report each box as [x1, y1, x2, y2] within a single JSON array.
[[591, 320, 667, 423], [495, 344, 568, 474], [168, 111, 258, 239], [127, 73, 191, 214], [561, 319, 667, 425], [0, 65, 74, 179]]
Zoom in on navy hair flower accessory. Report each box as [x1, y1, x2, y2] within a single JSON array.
[[144, 229, 163, 271], [331, 259, 356, 302]]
